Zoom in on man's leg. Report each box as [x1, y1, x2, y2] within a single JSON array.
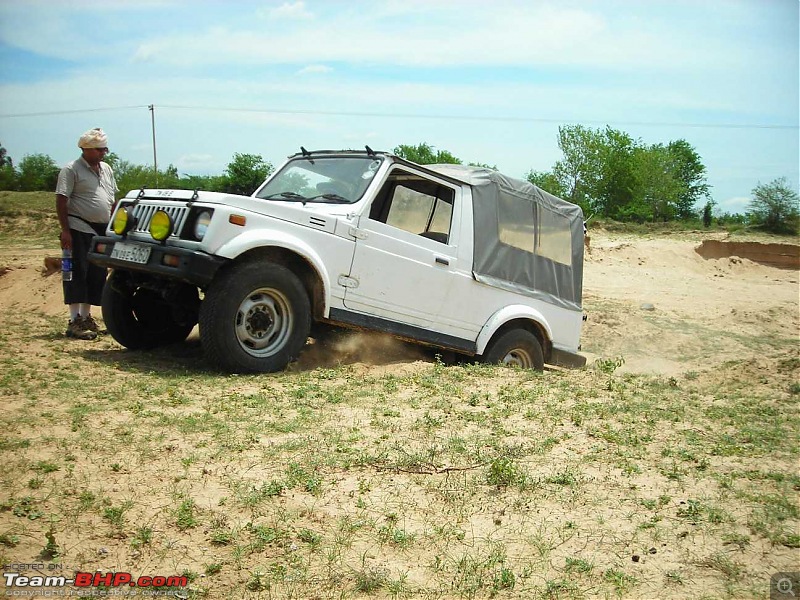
[[63, 229, 98, 340], [82, 234, 108, 333]]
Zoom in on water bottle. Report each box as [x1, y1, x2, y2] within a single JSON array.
[[62, 249, 73, 282]]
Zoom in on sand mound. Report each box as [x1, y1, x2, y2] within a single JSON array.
[[695, 239, 800, 269], [0, 250, 66, 317]]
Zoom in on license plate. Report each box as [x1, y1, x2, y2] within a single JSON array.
[[110, 241, 152, 264]]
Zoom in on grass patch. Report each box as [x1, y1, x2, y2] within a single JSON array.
[[0, 294, 796, 597], [0, 191, 60, 246]]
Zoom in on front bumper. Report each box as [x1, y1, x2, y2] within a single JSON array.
[[88, 236, 227, 287]]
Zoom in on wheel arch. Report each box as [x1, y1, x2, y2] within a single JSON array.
[[221, 246, 328, 322], [476, 307, 553, 361]]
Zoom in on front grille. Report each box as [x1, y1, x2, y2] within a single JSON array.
[[126, 203, 190, 238]]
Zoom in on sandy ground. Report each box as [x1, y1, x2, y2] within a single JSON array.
[[1, 230, 796, 375], [0, 230, 798, 599], [581, 232, 798, 375]]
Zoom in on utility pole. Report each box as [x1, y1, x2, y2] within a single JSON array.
[[149, 104, 158, 186]]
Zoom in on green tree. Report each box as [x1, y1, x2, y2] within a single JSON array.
[[526, 169, 567, 198], [104, 152, 228, 195], [113, 158, 152, 196], [178, 173, 228, 192], [0, 164, 15, 190], [0, 142, 15, 190], [627, 143, 684, 222], [595, 127, 636, 220], [717, 211, 747, 226], [667, 140, 710, 219], [702, 201, 714, 228], [545, 125, 710, 222], [17, 153, 60, 191], [747, 177, 799, 234], [551, 125, 604, 212], [222, 153, 273, 195], [112, 156, 181, 197], [103, 151, 121, 172], [392, 143, 462, 165], [0, 143, 11, 168], [551, 125, 638, 217]]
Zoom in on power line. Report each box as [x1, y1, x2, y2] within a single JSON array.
[[0, 106, 148, 118], [0, 103, 797, 130]]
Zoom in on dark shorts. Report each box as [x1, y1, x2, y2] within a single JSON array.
[[63, 226, 107, 306]]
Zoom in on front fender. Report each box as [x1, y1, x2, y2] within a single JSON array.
[[215, 228, 332, 313], [475, 305, 553, 355]]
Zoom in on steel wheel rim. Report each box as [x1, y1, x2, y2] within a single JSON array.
[[501, 348, 532, 368], [234, 287, 293, 357]]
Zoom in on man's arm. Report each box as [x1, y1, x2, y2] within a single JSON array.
[[56, 194, 72, 250]]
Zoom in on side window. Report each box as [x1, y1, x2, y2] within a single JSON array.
[[497, 195, 534, 253], [385, 185, 434, 233], [536, 207, 572, 265], [371, 171, 454, 244], [497, 195, 573, 266]]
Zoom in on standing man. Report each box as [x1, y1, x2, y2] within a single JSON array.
[[56, 128, 118, 340]]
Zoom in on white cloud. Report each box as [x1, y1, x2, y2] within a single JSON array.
[[260, 1, 313, 20], [0, 12, 85, 61], [128, 4, 705, 71], [715, 196, 751, 215], [295, 65, 333, 76]]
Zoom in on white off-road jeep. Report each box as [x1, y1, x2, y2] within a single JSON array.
[[89, 148, 586, 373]]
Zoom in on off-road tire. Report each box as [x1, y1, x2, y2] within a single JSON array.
[[102, 271, 195, 350], [199, 261, 311, 373], [482, 329, 545, 371]]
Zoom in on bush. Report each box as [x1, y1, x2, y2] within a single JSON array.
[[747, 177, 799, 235], [17, 154, 59, 192], [0, 165, 16, 191], [222, 153, 273, 195]]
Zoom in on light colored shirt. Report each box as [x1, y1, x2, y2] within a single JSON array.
[[55, 157, 118, 234]]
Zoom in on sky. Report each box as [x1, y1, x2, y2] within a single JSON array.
[[0, 0, 797, 215]]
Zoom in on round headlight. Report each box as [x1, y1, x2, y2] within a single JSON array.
[[149, 210, 174, 241], [112, 207, 131, 235], [193, 210, 212, 240]]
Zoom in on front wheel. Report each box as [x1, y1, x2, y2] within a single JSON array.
[[482, 329, 544, 371], [102, 272, 196, 350], [199, 261, 311, 373]]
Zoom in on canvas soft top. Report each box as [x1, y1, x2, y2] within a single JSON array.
[[427, 164, 584, 312]]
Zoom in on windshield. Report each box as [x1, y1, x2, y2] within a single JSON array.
[[254, 156, 383, 204]]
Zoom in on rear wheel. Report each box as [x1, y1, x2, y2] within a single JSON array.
[[102, 272, 196, 349], [482, 329, 544, 371], [199, 261, 311, 373]]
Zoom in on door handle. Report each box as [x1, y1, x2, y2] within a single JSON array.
[[435, 257, 449, 266]]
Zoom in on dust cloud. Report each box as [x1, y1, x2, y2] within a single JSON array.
[[292, 329, 431, 371]]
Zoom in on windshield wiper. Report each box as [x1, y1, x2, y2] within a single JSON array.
[[262, 191, 307, 201], [307, 194, 351, 204]]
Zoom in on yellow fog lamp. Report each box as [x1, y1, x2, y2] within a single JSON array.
[[112, 206, 136, 236], [149, 210, 174, 241]]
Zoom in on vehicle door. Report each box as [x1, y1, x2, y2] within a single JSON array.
[[343, 166, 460, 329]]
